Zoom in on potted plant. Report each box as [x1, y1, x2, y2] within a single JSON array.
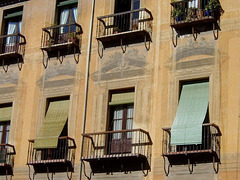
[[132, 24, 138, 31], [204, 0, 220, 16], [172, 6, 183, 22], [67, 32, 77, 43], [46, 38, 54, 47], [113, 27, 120, 34], [186, 8, 195, 21], [197, 9, 203, 19]]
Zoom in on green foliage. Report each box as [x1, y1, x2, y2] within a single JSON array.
[[205, 0, 220, 10], [113, 27, 121, 33], [172, 6, 183, 18], [186, 8, 195, 21]]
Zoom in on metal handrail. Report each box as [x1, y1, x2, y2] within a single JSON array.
[[82, 128, 153, 163], [0, 33, 26, 45], [28, 136, 77, 149], [42, 22, 83, 35], [27, 136, 76, 167], [0, 143, 15, 167], [170, 0, 190, 5], [162, 123, 222, 136], [97, 8, 153, 20], [162, 123, 221, 158], [83, 128, 153, 145], [0, 143, 16, 155]]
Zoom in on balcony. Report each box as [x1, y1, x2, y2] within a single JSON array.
[[96, 8, 153, 57], [0, 33, 26, 72], [162, 123, 221, 175], [0, 144, 16, 178], [82, 129, 152, 178], [27, 136, 76, 179], [40, 23, 83, 67], [170, 0, 223, 46]]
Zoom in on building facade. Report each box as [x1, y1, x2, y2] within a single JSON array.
[[0, 0, 239, 179]]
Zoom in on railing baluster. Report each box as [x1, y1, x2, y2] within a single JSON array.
[[163, 123, 221, 165], [96, 9, 152, 37]]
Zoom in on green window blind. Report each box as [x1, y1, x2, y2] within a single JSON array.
[[34, 100, 69, 149], [4, 11, 23, 19], [171, 82, 209, 145], [57, 0, 78, 7], [109, 92, 134, 106], [0, 106, 12, 122]]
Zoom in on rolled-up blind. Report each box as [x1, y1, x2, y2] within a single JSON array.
[[0, 106, 12, 122], [57, 0, 78, 7], [109, 92, 134, 106]]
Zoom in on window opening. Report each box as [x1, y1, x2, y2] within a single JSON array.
[[2, 7, 23, 54], [0, 122, 10, 144], [114, 0, 140, 32], [56, 0, 78, 44], [0, 103, 12, 144], [107, 89, 135, 154], [175, 79, 210, 151]]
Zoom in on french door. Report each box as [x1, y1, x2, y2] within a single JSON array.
[[114, 0, 140, 32], [109, 105, 134, 154]]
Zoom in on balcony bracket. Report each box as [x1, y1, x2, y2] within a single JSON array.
[[97, 40, 104, 58], [42, 50, 49, 69], [171, 27, 178, 48], [57, 50, 64, 64], [46, 166, 54, 180], [213, 156, 219, 174], [73, 47, 80, 64], [18, 58, 23, 71], [5, 169, 12, 180], [163, 156, 171, 176], [28, 165, 36, 180], [66, 167, 73, 180], [188, 158, 194, 174], [141, 162, 149, 177], [2, 59, 9, 73], [192, 27, 198, 41], [213, 22, 219, 40], [144, 35, 150, 51], [82, 161, 93, 180], [120, 39, 127, 53]]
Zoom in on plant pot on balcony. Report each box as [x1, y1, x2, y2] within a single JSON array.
[[197, 9, 203, 19], [176, 16, 183, 22], [172, 7, 183, 22], [113, 27, 121, 34], [132, 24, 139, 31], [46, 39, 54, 47], [204, 10, 212, 16], [204, 0, 221, 17], [70, 36, 76, 43]]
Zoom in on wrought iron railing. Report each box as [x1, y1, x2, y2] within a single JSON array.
[[170, 0, 222, 25], [162, 123, 221, 156], [82, 129, 152, 161], [41, 23, 83, 48], [27, 136, 76, 164], [0, 144, 15, 167], [96, 8, 153, 38], [0, 33, 26, 56]]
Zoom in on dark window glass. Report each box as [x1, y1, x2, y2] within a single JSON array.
[[114, 0, 140, 32], [108, 104, 134, 154], [0, 121, 10, 144]]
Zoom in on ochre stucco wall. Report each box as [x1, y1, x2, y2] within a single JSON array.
[[0, 0, 239, 179]]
